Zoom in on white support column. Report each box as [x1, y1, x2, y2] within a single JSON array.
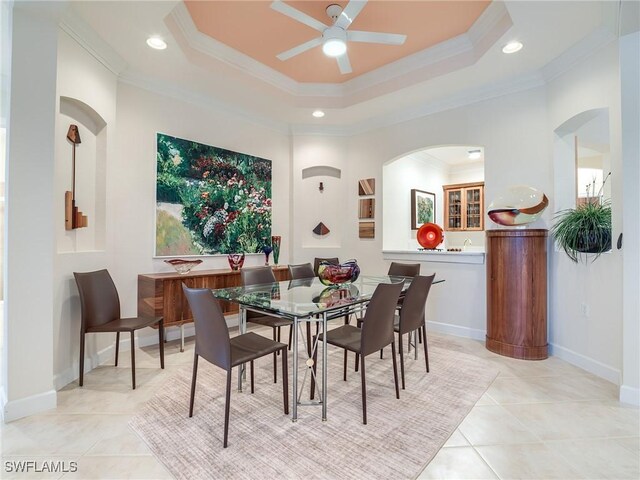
[[2, 6, 59, 421], [620, 29, 640, 406]]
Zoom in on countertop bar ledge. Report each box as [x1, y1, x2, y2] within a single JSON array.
[[382, 250, 485, 265]]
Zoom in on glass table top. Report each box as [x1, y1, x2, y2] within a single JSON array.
[[211, 275, 443, 319]]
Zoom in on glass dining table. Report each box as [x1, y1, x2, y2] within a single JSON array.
[[211, 274, 442, 422]]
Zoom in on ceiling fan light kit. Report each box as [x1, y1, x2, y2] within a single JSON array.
[[271, 0, 407, 74]]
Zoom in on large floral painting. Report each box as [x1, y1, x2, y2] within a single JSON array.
[[155, 133, 272, 256]]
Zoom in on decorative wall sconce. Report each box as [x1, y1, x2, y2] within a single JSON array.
[[65, 124, 88, 230], [319, 182, 324, 193]]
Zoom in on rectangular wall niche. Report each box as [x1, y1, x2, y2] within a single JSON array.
[[156, 133, 272, 256], [359, 222, 375, 239]]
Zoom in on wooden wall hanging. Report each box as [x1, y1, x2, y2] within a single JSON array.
[[64, 124, 88, 230]]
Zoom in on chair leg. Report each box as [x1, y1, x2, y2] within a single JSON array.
[[115, 332, 120, 366], [79, 332, 85, 387], [423, 324, 429, 373], [130, 332, 136, 389], [277, 327, 281, 355], [189, 354, 199, 417], [391, 341, 400, 399], [223, 370, 232, 448], [288, 325, 293, 351], [418, 327, 423, 344], [250, 360, 255, 394], [158, 320, 165, 369], [272, 327, 277, 384], [380, 348, 383, 359], [398, 333, 406, 390], [282, 347, 289, 415], [343, 350, 348, 381], [355, 352, 359, 372], [360, 355, 367, 425]]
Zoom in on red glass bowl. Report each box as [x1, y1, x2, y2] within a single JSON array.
[[417, 223, 444, 249]]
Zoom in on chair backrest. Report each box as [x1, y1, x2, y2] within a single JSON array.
[[388, 262, 421, 277], [288, 263, 315, 280], [73, 269, 121, 330], [182, 284, 231, 370], [241, 266, 276, 286], [399, 274, 435, 334], [360, 282, 404, 356], [313, 257, 339, 276]]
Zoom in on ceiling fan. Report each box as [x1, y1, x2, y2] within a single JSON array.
[[270, 0, 407, 74]]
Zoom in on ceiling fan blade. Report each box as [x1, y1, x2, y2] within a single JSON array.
[[337, 53, 352, 74], [347, 30, 407, 45], [276, 37, 323, 61], [270, 1, 327, 32], [335, 0, 367, 29]]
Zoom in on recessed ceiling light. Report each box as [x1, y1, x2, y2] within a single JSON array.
[[468, 149, 482, 160], [312, 110, 325, 118], [502, 41, 523, 54], [146, 36, 167, 50]]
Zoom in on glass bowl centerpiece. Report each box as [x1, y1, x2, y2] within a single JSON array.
[[164, 259, 203, 274], [317, 259, 360, 286]]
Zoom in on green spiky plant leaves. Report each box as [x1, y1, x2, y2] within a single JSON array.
[[551, 199, 612, 263]]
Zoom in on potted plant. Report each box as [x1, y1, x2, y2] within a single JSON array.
[[551, 173, 612, 263]]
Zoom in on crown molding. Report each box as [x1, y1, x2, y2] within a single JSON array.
[[59, 9, 127, 76], [169, 2, 311, 97], [168, 1, 512, 106], [118, 71, 290, 136], [540, 26, 616, 83]]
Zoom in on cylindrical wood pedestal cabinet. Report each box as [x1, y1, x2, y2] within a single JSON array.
[[486, 229, 548, 360]]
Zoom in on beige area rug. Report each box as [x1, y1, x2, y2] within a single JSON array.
[[130, 335, 498, 480]]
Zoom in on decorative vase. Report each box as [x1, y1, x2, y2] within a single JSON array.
[[317, 259, 360, 286], [271, 235, 281, 265], [164, 259, 203, 275], [227, 253, 245, 271], [262, 245, 273, 266]]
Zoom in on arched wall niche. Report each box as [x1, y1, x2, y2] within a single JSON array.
[[58, 96, 107, 252], [553, 107, 611, 213], [382, 144, 485, 251]]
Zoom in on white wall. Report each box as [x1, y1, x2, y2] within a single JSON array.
[[383, 155, 447, 251], [547, 41, 623, 383]]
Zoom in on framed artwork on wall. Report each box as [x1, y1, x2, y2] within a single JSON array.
[[359, 198, 375, 219], [358, 178, 375, 196], [411, 189, 435, 230], [359, 221, 375, 239], [155, 133, 272, 256]]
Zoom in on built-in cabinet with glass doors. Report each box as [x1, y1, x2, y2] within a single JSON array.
[[443, 182, 484, 231]]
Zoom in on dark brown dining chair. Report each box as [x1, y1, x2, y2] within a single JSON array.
[[312, 281, 403, 424], [395, 274, 435, 389], [241, 266, 292, 383], [288, 263, 315, 280], [182, 285, 288, 448], [288, 263, 317, 356], [313, 257, 339, 276], [74, 269, 164, 389], [387, 261, 422, 342]]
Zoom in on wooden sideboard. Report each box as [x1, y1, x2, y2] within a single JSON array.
[[138, 266, 291, 328], [486, 229, 548, 360]]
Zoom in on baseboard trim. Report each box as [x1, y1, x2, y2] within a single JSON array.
[[619, 385, 640, 406], [426, 320, 486, 341], [2, 389, 57, 423], [548, 342, 621, 385]]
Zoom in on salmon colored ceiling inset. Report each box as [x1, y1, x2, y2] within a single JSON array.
[[184, 1, 491, 84]]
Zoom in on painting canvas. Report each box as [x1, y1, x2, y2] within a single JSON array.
[[411, 189, 435, 230], [156, 133, 272, 256]]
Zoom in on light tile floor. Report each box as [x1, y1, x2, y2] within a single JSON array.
[[1, 330, 638, 479]]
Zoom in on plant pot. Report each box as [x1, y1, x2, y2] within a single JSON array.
[[575, 230, 611, 254]]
